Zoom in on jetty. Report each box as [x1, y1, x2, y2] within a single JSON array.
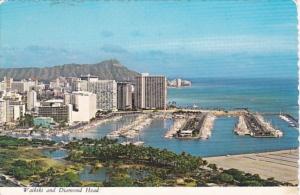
[[235, 113, 283, 138], [165, 118, 188, 139], [234, 115, 250, 135], [199, 113, 216, 139], [175, 113, 216, 139]]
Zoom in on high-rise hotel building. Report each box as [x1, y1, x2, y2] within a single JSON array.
[[87, 80, 117, 111], [74, 75, 117, 111], [27, 90, 37, 111], [117, 82, 133, 110], [69, 91, 97, 123], [134, 73, 167, 110]]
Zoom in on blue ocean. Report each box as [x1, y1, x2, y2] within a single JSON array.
[[168, 77, 298, 118]]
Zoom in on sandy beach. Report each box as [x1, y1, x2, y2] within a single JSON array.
[[204, 149, 298, 185]]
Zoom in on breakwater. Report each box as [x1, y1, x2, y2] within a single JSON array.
[[199, 113, 216, 139], [166, 112, 216, 139], [235, 113, 283, 138]]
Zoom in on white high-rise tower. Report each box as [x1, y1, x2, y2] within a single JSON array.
[[27, 90, 37, 111]]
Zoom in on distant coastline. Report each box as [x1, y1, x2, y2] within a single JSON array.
[[167, 78, 192, 88]]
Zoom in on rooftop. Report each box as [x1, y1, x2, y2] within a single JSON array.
[[45, 99, 64, 103]]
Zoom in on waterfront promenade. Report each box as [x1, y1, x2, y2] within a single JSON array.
[[204, 149, 298, 185]]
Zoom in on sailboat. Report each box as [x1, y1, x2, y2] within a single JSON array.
[[192, 104, 198, 109], [133, 134, 144, 146], [121, 136, 131, 145]]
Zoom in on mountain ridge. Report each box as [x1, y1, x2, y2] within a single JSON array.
[[0, 59, 140, 81]]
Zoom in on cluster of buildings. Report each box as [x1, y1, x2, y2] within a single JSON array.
[[167, 78, 191, 88], [0, 73, 167, 128]]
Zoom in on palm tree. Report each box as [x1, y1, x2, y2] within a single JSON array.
[[208, 163, 218, 171]]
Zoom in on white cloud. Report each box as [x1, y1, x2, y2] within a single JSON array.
[[127, 35, 296, 54], [0, 0, 6, 5]]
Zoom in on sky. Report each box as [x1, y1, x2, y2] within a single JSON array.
[[0, 0, 298, 78]]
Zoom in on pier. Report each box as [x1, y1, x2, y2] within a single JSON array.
[[107, 114, 153, 139], [199, 113, 216, 139], [177, 115, 205, 138], [235, 113, 283, 138], [165, 118, 187, 139], [174, 113, 216, 139], [234, 115, 250, 135]]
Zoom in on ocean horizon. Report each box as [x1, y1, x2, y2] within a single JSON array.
[[168, 77, 298, 118]]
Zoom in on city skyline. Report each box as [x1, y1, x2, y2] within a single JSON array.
[[0, 1, 298, 190], [0, 72, 168, 125], [0, 0, 297, 78]]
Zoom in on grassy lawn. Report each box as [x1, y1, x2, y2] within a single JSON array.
[[0, 147, 76, 186]]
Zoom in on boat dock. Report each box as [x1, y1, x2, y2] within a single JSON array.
[[279, 114, 298, 128], [175, 113, 216, 139], [199, 113, 216, 139], [165, 118, 187, 139], [236, 113, 283, 137], [107, 114, 152, 139], [234, 115, 250, 135]]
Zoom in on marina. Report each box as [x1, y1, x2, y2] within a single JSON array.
[[107, 114, 153, 139], [47, 110, 295, 157], [0, 109, 295, 145], [0, 0, 298, 188], [0, 78, 297, 159], [71, 115, 123, 133], [235, 113, 283, 138], [139, 116, 298, 157]]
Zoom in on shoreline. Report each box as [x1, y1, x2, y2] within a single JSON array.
[[204, 148, 298, 185], [203, 148, 298, 158]]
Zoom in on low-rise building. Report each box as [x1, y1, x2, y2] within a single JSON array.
[[33, 117, 55, 128], [38, 99, 71, 123]]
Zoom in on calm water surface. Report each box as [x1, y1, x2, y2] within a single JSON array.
[[168, 78, 298, 117], [66, 78, 298, 157], [79, 166, 108, 182]]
